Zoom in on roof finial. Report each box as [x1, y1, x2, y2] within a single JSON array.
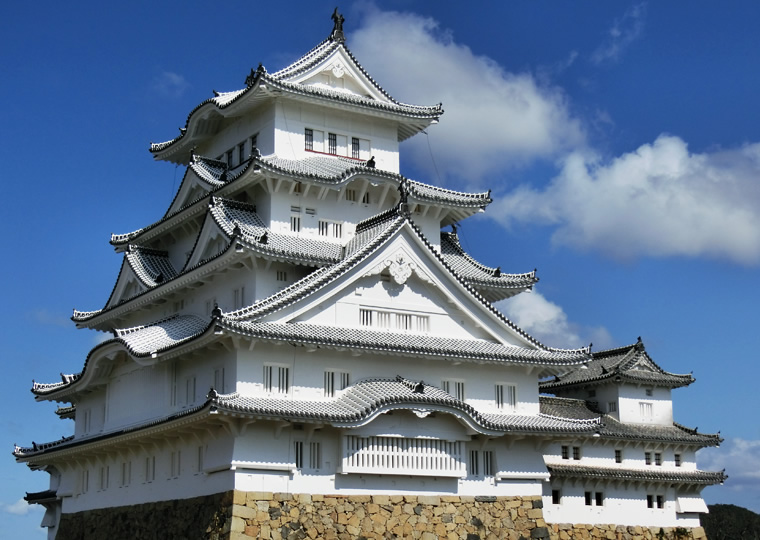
[[398, 179, 410, 217], [330, 7, 346, 43]]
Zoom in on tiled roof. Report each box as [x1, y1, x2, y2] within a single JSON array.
[[212, 376, 601, 434], [33, 315, 212, 397], [208, 198, 342, 265], [150, 38, 441, 156], [540, 340, 694, 390], [113, 314, 210, 356], [547, 463, 726, 486], [538, 396, 721, 445], [190, 156, 229, 187], [257, 154, 491, 208], [218, 320, 589, 366], [125, 246, 178, 288], [55, 405, 75, 420], [440, 231, 537, 301], [223, 212, 406, 322], [16, 377, 599, 460]]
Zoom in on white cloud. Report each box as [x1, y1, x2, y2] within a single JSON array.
[[699, 438, 760, 513], [350, 8, 585, 183], [494, 135, 760, 265], [152, 71, 189, 99], [3, 498, 33, 516], [494, 289, 613, 350], [591, 3, 647, 65]]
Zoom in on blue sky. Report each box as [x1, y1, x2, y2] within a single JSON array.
[[2, 1, 759, 534]]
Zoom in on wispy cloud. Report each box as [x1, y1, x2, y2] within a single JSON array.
[[30, 309, 70, 328], [3, 498, 34, 516], [591, 3, 647, 65], [699, 438, 760, 513], [350, 8, 585, 184], [152, 71, 190, 99], [494, 289, 613, 350], [493, 136, 760, 265]]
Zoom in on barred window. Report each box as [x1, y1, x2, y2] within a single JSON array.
[[352, 137, 360, 159], [305, 128, 313, 151], [495, 384, 517, 409], [328, 132, 337, 155]]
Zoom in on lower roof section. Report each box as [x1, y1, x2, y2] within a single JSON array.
[[547, 463, 726, 487]]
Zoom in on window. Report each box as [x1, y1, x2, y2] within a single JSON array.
[[81, 468, 89, 494], [264, 365, 289, 394], [552, 489, 561, 505], [345, 188, 357, 202], [82, 408, 92, 434], [250, 133, 258, 151], [645, 388, 653, 397], [294, 441, 304, 468], [359, 308, 428, 332], [328, 132, 337, 154], [585, 491, 592, 506], [185, 375, 196, 405], [675, 453, 681, 467], [655, 452, 662, 466], [442, 380, 465, 401], [657, 495, 664, 509], [495, 384, 517, 410], [238, 141, 246, 164], [226, 150, 233, 168], [196, 445, 205, 473], [361, 191, 370, 204], [144, 456, 155, 483], [615, 449, 622, 464], [469, 450, 494, 477], [120, 461, 131, 487], [276, 270, 287, 282], [645, 452, 652, 465], [647, 494, 654, 509], [170, 450, 181, 478], [99, 466, 110, 491], [608, 401, 617, 413], [586, 491, 604, 506], [324, 371, 350, 397], [572, 446, 581, 461], [233, 287, 245, 309], [305, 128, 313, 151], [640, 402, 653, 420], [561, 446, 569, 460], [290, 206, 301, 232], [214, 367, 225, 394], [352, 137, 360, 159], [309, 442, 321, 470], [319, 219, 343, 238]]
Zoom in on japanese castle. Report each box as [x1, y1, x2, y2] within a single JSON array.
[[16, 11, 724, 540]]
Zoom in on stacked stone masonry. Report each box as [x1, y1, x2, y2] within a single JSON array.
[[53, 491, 708, 540]]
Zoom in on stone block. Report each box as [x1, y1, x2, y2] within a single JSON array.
[[527, 509, 543, 519], [230, 516, 246, 533], [233, 504, 258, 520], [372, 494, 390, 505], [233, 491, 247, 506], [297, 493, 312, 505], [418, 495, 441, 505]]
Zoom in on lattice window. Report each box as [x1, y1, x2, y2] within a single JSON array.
[[640, 401, 653, 419], [318, 220, 343, 238], [304, 128, 313, 151], [342, 436, 465, 477], [359, 308, 429, 332], [264, 365, 289, 394], [675, 453, 681, 467], [469, 450, 494, 477], [238, 141, 246, 164], [615, 449, 622, 463], [345, 188, 357, 202], [328, 132, 337, 155], [442, 380, 465, 401], [495, 384, 517, 410], [324, 371, 350, 397], [352, 137, 360, 159]]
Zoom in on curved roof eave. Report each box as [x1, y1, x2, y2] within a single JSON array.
[[33, 316, 216, 400]]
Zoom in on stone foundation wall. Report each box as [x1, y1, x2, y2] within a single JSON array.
[[53, 490, 709, 540]]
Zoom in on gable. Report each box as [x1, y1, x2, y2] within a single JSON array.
[[268, 223, 537, 348], [105, 259, 147, 310], [287, 48, 389, 102]]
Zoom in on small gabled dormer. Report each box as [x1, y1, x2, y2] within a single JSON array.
[[540, 339, 694, 426]]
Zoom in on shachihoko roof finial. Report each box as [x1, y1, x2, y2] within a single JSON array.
[[331, 7, 346, 43]]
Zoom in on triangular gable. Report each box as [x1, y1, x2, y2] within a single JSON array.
[[282, 46, 390, 102], [104, 257, 148, 310], [183, 202, 232, 271], [233, 216, 547, 350], [164, 157, 228, 217]]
